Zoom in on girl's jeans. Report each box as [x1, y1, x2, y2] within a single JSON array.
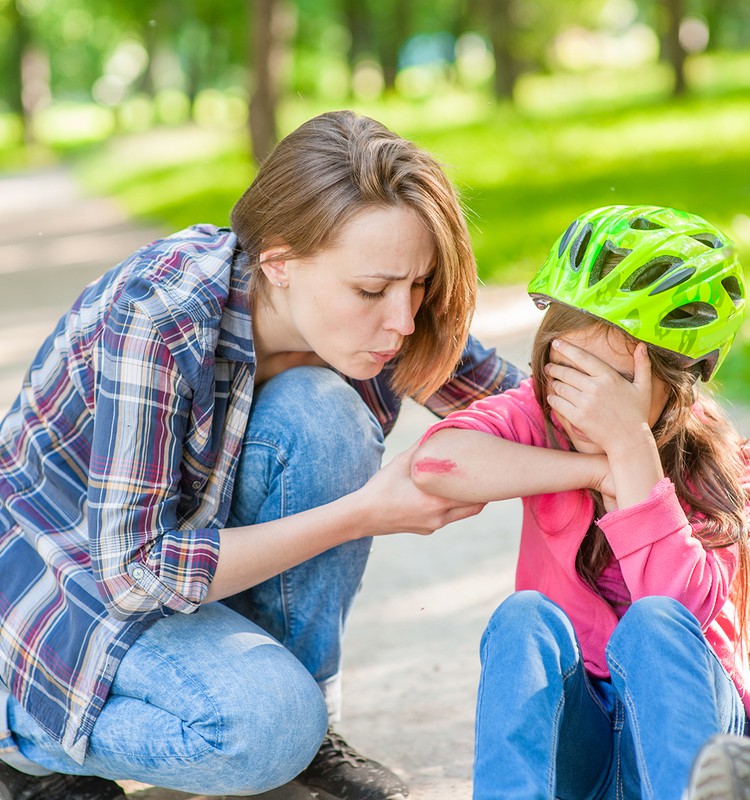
[[473, 591, 747, 800], [4, 367, 385, 795]]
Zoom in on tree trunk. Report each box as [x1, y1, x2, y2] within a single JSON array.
[[248, 0, 284, 164], [662, 0, 687, 96], [486, 0, 519, 100], [343, 0, 372, 68], [7, 1, 33, 143], [380, 0, 410, 91]]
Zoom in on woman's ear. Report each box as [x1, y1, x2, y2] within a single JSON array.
[[258, 245, 290, 288]]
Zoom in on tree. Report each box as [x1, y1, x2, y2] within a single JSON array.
[[248, 0, 293, 163], [661, 0, 687, 95]]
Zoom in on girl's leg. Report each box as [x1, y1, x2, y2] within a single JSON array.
[[223, 366, 384, 719], [606, 596, 747, 800], [473, 591, 616, 800], [7, 602, 328, 796]]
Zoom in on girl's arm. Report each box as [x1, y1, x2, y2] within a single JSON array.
[[599, 478, 738, 627], [206, 445, 485, 601], [412, 428, 610, 503]]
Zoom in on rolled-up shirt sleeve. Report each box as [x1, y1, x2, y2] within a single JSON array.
[[423, 335, 525, 418], [87, 295, 220, 620], [598, 477, 738, 630]]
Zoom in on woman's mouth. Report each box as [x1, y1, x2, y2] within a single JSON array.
[[370, 350, 399, 363]]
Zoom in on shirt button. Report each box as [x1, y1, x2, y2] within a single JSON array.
[[192, 480, 202, 490], [132, 567, 145, 579]]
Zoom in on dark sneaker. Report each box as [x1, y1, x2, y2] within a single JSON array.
[[0, 760, 125, 800], [687, 735, 750, 800], [297, 729, 408, 800]]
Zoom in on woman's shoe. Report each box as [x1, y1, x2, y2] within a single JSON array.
[[297, 728, 408, 800], [0, 760, 125, 800]]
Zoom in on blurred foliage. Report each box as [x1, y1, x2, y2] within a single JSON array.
[[1, 0, 750, 402]]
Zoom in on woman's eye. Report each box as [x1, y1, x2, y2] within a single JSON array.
[[358, 288, 386, 300]]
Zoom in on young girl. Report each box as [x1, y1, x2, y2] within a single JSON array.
[[412, 204, 750, 800]]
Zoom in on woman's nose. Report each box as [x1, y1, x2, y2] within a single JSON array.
[[385, 293, 416, 336]]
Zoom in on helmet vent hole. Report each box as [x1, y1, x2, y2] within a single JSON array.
[[722, 276, 744, 307], [558, 221, 579, 257], [629, 216, 664, 231], [570, 224, 592, 272], [588, 243, 631, 287], [622, 256, 683, 291], [691, 233, 722, 249], [661, 302, 718, 329]]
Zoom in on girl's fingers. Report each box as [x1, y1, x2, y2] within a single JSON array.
[[544, 361, 589, 389], [632, 342, 652, 390], [551, 338, 611, 376]]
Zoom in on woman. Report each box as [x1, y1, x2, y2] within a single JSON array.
[[0, 110, 523, 799]]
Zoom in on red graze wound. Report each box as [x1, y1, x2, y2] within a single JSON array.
[[413, 457, 457, 474]]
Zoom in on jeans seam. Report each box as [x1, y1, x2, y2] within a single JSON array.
[[608, 653, 653, 800]]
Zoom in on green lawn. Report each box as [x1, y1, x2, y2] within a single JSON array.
[[62, 56, 750, 403]]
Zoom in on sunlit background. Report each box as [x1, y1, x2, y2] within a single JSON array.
[[1, 0, 750, 398]]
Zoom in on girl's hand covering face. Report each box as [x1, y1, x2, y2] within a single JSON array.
[[545, 336, 658, 458]]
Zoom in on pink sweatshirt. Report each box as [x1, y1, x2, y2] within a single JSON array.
[[423, 377, 750, 715]]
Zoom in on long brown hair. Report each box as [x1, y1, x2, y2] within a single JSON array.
[[530, 301, 749, 642], [230, 110, 477, 403]]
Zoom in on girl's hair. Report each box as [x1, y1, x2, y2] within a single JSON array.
[[230, 110, 476, 403], [530, 301, 749, 642]]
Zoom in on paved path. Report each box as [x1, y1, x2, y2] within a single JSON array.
[[3, 167, 747, 800]]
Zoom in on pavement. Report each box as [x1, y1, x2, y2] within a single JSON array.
[[2, 167, 747, 800]]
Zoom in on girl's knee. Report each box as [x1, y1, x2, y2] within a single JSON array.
[[487, 591, 568, 631], [618, 596, 696, 635], [480, 591, 581, 675], [608, 596, 700, 663], [483, 591, 575, 648]]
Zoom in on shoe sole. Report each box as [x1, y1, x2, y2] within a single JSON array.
[[688, 735, 750, 800], [306, 789, 407, 800]]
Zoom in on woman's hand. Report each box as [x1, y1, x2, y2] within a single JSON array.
[[355, 443, 486, 536]]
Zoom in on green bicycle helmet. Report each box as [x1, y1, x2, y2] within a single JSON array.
[[527, 205, 745, 380]]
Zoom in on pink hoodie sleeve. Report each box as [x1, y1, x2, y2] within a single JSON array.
[[598, 477, 738, 630], [420, 377, 550, 447]]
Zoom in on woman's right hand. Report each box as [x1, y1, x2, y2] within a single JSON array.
[[355, 443, 487, 537]]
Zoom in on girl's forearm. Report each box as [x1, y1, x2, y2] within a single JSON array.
[[412, 428, 606, 502], [606, 427, 664, 510]]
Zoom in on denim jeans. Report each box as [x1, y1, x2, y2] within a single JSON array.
[[473, 591, 747, 800], [5, 366, 385, 795]]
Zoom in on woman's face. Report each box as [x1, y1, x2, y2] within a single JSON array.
[[548, 324, 670, 454], [278, 205, 436, 380]]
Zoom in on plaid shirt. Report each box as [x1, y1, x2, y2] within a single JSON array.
[[0, 225, 523, 763]]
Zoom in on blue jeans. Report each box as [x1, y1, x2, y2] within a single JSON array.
[[473, 591, 747, 800], [5, 367, 385, 795]]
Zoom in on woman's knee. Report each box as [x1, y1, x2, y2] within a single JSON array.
[[256, 366, 381, 442], [185, 648, 328, 795], [248, 367, 384, 480]]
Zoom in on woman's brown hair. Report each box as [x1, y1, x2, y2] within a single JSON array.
[[530, 301, 749, 644], [230, 110, 476, 403]]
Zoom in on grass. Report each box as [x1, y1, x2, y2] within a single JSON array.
[[9, 53, 750, 403]]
